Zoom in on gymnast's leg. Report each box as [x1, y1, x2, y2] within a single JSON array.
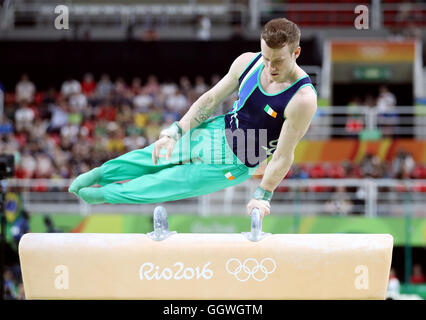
[[74, 114, 255, 204], [78, 161, 253, 204], [68, 140, 191, 197]]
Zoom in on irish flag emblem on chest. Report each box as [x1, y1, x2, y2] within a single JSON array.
[[264, 104, 277, 118]]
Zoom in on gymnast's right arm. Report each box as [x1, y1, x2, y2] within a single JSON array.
[[177, 53, 254, 133], [152, 52, 255, 165]]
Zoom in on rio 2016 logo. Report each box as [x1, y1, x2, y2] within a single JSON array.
[[138, 258, 277, 282], [139, 262, 213, 280]]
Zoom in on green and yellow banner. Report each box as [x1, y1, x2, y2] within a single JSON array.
[[294, 139, 426, 164], [331, 41, 416, 63], [28, 213, 426, 246]]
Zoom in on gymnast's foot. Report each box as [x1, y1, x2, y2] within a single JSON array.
[[78, 187, 105, 204], [68, 167, 102, 195]]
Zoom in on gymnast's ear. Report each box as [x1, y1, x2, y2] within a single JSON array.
[[293, 46, 301, 60]]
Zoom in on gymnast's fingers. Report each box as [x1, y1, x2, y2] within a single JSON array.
[[166, 143, 173, 161], [247, 201, 255, 216], [152, 141, 159, 165], [262, 205, 270, 217]]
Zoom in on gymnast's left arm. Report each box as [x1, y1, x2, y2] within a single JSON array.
[[247, 88, 317, 217]]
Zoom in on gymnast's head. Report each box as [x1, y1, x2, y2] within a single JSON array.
[[260, 18, 301, 81]]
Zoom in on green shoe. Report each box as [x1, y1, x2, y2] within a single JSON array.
[[78, 187, 105, 204], [68, 167, 102, 195]]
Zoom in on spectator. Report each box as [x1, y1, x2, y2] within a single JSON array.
[[163, 106, 180, 123], [48, 101, 69, 133], [0, 115, 14, 136], [114, 77, 128, 97], [161, 79, 178, 97], [81, 114, 96, 137], [147, 104, 163, 124], [131, 77, 143, 95], [377, 86, 396, 112], [392, 149, 415, 179], [17, 283, 26, 300], [133, 89, 154, 113], [197, 15, 211, 41], [81, 72, 96, 97], [116, 104, 134, 124], [69, 90, 88, 111], [106, 124, 125, 154], [96, 74, 114, 100], [387, 268, 400, 299], [32, 118, 49, 140], [61, 122, 79, 144], [210, 74, 220, 87], [345, 96, 364, 134], [14, 103, 35, 132], [165, 89, 189, 116], [327, 163, 345, 179], [68, 105, 84, 126], [290, 164, 309, 179], [18, 150, 37, 178], [3, 269, 18, 300], [134, 111, 148, 130], [324, 185, 353, 216], [35, 153, 54, 178], [411, 264, 425, 284], [142, 75, 161, 96], [124, 132, 147, 151], [10, 209, 30, 246], [43, 215, 62, 233], [15, 74, 36, 104], [145, 119, 161, 145], [61, 77, 82, 98], [360, 153, 381, 178], [377, 85, 397, 136], [179, 76, 192, 96], [96, 101, 117, 122], [194, 75, 208, 96]]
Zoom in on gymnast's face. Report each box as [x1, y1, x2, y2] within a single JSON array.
[[260, 39, 301, 82]]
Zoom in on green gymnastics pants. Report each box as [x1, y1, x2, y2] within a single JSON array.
[[97, 115, 257, 204]]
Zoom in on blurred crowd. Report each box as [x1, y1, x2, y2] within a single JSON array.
[[345, 86, 400, 135], [3, 213, 62, 300], [387, 264, 426, 300], [347, 85, 397, 113], [1, 73, 228, 180], [1, 74, 424, 184]]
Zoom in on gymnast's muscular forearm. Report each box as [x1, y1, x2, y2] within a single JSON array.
[[178, 92, 217, 133], [259, 153, 295, 192]]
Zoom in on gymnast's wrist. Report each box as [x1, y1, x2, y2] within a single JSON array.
[[160, 121, 183, 141], [254, 186, 273, 202]]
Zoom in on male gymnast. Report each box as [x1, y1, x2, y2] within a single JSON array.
[[68, 18, 318, 218]]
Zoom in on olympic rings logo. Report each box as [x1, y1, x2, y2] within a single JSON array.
[[225, 258, 276, 282]]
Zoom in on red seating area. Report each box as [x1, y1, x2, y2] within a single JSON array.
[[282, 0, 425, 27], [274, 162, 426, 193]]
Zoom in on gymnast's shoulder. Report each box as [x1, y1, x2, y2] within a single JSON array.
[[228, 52, 259, 78], [285, 84, 317, 120]]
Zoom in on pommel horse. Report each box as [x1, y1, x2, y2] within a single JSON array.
[[19, 207, 393, 300]]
